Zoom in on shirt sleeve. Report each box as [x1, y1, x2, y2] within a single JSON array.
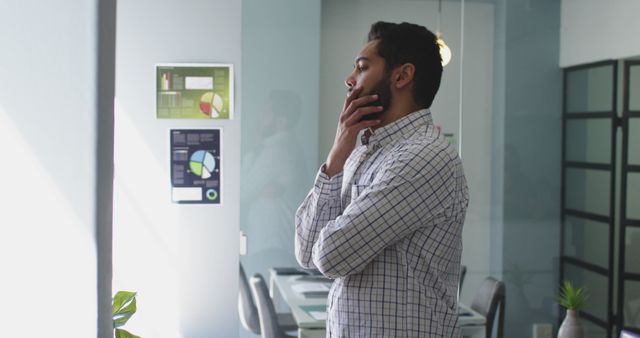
[[294, 165, 345, 269], [311, 146, 456, 279]]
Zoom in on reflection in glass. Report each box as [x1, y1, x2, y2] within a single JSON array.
[[630, 65, 640, 111], [629, 118, 640, 165], [566, 65, 614, 113], [240, 90, 308, 278], [565, 119, 611, 163], [564, 264, 608, 322], [624, 281, 640, 328], [565, 168, 610, 216], [625, 227, 640, 274], [563, 216, 608, 268], [628, 173, 640, 220], [581, 320, 607, 338]]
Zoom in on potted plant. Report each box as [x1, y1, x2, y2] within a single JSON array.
[[557, 280, 588, 338], [113, 291, 141, 338]]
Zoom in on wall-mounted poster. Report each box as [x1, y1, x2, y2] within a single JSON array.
[[157, 63, 233, 119], [170, 129, 222, 204]]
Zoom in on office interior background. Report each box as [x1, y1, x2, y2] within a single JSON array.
[[1, 0, 639, 337]]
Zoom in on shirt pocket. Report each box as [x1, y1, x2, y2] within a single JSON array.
[[350, 183, 368, 201]]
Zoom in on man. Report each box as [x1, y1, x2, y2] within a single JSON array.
[[295, 21, 469, 337]]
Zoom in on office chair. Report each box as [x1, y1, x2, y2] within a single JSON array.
[[250, 274, 298, 338], [471, 276, 506, 338], [238, 264, 297, 335]]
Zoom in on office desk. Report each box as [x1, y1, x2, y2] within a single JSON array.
[[269, 270, 486, 338]]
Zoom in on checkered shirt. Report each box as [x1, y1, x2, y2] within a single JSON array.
[[295, 109, 469, 337]]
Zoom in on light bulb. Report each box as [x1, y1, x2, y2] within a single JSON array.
[[437, 34, 452, 67]]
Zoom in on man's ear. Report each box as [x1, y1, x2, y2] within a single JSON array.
[[393, 63, 415, 89]]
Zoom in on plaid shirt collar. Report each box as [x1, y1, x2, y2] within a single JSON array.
[[363, 108, 433, 148]]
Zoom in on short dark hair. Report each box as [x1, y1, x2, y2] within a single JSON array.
[[368, 21, 443, 109]]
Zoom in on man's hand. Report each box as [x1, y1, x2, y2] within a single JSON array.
[[324, 88, 382, 177]]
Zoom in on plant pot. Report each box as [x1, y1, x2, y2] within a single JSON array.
[[558, 309, 585, 338]]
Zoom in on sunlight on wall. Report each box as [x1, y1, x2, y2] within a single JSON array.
[[0, 104, 96, 337], [112, 99, 184, 338]]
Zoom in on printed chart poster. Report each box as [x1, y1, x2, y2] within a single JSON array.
[[157, 64, 233, 119], [170, 129, 222, 204]]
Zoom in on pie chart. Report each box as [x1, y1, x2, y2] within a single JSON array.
[[199, 92, 224, 118], [189, 150, 216, 179]]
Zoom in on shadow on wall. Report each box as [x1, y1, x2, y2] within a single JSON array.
[[240, 90, 308, 279]]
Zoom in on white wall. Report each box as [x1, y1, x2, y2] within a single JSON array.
[[0, 0, 113, 337], [560, 0, 640, 67], [319, 0, 495, 304], [113, 0, 241, 337]]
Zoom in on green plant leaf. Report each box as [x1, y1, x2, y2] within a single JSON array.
[[557, 280, 589, 310], [113, 291, 137, 315], [113, 291, 137, 314], [113, 298, 137, 328], [115, 328, 141, 338]]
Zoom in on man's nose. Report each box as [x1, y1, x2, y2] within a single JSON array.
[[344, 73, 355, 89]]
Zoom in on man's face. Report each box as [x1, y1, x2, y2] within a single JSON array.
[[345, 40, 393, 118]]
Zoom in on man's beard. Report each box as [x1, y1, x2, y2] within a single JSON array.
[[360, 73, 392, 121]]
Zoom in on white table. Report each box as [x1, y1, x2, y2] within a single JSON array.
[[269, 270, 486, 338]]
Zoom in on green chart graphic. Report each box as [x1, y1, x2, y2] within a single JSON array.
[[189, 150, 216, 179], [156, 64, 233, 119]]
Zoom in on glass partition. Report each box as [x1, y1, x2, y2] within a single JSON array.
[[630, 65, 640, 111], [618, 60, 640, 336], [566, 64, 615, 113], [625, 227, 640, 275], [566, 119, 612, 163], [565, 168, 611, 216], [239, 0, 321, 290], [564, 216, 609, 268], [630, 118, 640, 165], [583, 321, 608, 338], [562, 61, 617, 337], [628, 173, 640, 220], [239, 1, 566, 338], [624, 281, 640, 328]]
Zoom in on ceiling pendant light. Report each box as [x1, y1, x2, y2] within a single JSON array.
[[436, 0, 452, 67], [437, 33, 452, 67]]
